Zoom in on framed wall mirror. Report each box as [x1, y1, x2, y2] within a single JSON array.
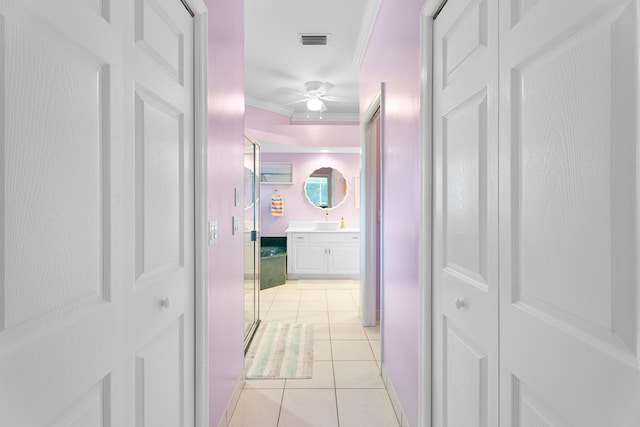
[[303, 166, 349, 210]]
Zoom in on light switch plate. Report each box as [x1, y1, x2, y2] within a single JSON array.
[[232, 216, 239, 235], [209, 220, 218, 245]]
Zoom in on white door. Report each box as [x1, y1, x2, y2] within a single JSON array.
[[432, 0, 500, 425], [125, 0, 195, 425], [498, 0, 640, 424], [0, 0, 195, 425]]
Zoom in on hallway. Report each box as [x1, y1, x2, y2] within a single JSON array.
[[229, 280, 399, 427]]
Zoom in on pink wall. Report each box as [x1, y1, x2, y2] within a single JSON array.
[[205, 1, 245, 425], [260, 153, 361, 236], [359, 1, 424, 425]]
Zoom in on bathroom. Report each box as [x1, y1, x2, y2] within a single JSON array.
[[260, 152, 360, 236], [243, 105, 364, 344]]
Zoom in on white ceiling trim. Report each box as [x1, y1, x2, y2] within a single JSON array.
[[291, 112, 360, 122], [352, 0, 382, 69], [260, 140, 361, 154], [246, 97, 358, 122], [245, 96, 295, 117]]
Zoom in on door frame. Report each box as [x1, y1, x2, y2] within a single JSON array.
[[184, 1, 210, 426], [418, 1, 445, 425], [360, 84, 385, 329]]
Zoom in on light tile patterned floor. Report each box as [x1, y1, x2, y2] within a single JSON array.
[[230, 280, 400, 427]]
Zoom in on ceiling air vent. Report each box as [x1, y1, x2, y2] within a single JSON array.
[[300, 34, 328, 46]]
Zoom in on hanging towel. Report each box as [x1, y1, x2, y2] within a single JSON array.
[[271, 193, 284, 216]]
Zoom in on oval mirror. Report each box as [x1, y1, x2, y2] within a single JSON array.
[[303, 166, 349, 210]]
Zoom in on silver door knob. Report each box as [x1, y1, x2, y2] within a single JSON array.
[[160, 297, 171, 309], [454, 298, 465, 310]]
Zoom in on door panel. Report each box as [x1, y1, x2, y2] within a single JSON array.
[[443, 89, 489, 290], [135, 0, 186, 84], [2, 5, 108, 331], [0, 2, 118, 425], [0, 0, 195, 425], [444, 320, 489, 427], [135, 317, 185, 427], [441, 0, 488, 88], [127, 0, 194, 425], [50, 378, 111, 427], [135, 85, 185, 282], [0, 311, 114, 426], [432, 0, 499, 425], [511, 378, 571, 426], [499, 0, 640, 424]]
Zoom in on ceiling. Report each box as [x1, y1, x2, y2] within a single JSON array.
[[244, 0, 379, 122]]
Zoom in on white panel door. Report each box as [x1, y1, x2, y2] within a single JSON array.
[[499, 0, 640, 424], [0, 0, 196, 426], [124, 0, 195, 426], [0, 1, 124, 425], [432, 0, 499, 425]]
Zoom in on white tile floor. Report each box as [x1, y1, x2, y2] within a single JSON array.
[[230, 280, 400, 427]]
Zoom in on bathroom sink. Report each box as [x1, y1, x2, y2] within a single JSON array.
[[314, 221, 340, 230]]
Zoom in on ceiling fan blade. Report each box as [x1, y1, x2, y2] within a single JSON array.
[[318, 82, 335, 93], [281, 87, 307, 97], [321, 95, 354, 103]]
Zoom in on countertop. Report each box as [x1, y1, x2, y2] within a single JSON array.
[[285, 227, 360, 233]]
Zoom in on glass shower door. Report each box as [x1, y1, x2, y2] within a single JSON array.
[[243, 134, 260, 350]]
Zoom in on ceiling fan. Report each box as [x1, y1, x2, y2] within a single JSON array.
[[284, 81, 354, 112]]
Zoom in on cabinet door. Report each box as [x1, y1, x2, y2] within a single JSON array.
[[292, 245, 328, 274], [328, 244, 360, 275]]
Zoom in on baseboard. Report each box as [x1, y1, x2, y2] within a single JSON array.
[[216, 372, 245, 427], [381, 363, 411, 427]]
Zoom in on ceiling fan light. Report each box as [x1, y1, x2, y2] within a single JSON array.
[[307, 98, 324, 111]]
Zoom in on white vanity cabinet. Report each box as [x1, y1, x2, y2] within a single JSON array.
[[287, 231, 360, 279]]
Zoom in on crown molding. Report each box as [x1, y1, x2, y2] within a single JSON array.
[[260, 140, 361, 154], [291, 112, 360, 122], [246, 98, 359, 122], [352, 0, 382, 69], [245, 97, 294, 117]]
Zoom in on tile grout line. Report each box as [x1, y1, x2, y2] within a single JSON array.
[[235, 281, 394, 426], [276, 383, 285, 427], [328, 289, 341, 427]]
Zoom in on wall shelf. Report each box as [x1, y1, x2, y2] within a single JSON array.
[[261, 162, 293, 184]]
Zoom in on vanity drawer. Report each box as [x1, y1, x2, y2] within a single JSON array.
[[290, 233, 309, 242], [309, 233, 360, 243], [344, 234, 360, 243]]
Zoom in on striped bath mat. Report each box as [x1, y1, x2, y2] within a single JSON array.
[[245, 323, 313, 379]]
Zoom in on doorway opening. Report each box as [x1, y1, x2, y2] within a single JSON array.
[[360, 85, 384, 330]]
